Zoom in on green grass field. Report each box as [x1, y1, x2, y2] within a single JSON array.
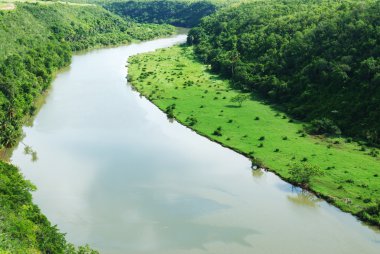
[[128, 45, 380, 226]]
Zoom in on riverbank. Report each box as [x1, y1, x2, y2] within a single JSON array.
[[0, 3, 178, 252], [128, 45, 380, 227], [0, 29, 183, 161]]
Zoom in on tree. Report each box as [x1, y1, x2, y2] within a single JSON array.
[[307, 118, 341, 136], [288, 163, 323, 187], [230, 94, 250, 107]]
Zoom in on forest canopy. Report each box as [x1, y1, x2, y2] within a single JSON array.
[[103, 0, 217, 27], [188, 0, 380, 145], [0, 2, 174, 149]]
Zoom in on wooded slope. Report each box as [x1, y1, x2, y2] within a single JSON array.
[[188, 0, 380, 145]]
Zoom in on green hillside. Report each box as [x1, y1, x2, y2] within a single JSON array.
[[103, 0, 217, 27], [128, 45, 380, 227], [188, 0, 380, 146], [0, 2, 174, 253], [0, 2, 174, 149]]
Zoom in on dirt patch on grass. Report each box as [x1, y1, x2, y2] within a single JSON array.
[[0, 3, 16, 11]]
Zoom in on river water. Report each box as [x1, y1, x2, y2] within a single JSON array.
[[10, 34, 380, 254]]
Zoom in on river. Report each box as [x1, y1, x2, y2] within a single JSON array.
[[10, 33, 380, 254]]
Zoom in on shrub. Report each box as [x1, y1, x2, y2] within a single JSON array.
[[230, 94, 250, 107], [165, 104, 176, 118], [369, 149, 379, 157], [251, 157, 264, 168], [307, 118, 342, 136], [288, 163, 323, 187], [185, 116, 198, 126], [212, 126, 222, 136], [358, 202, 380, 225]]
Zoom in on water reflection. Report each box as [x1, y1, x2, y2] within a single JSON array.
[[10, 35, 380, 254], [251, 168, 264, 178], [287, 190, 320, 208], [23, 143, 38, 162]]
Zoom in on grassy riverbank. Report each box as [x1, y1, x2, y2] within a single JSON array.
[[128, 46, 380, 227]]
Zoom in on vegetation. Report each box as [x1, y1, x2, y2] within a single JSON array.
[[307, 118, 342, 136], [288, 163, 323, 187], [103, 0, 217, 27], [128, 45, 380, 227], [0, 2, 175, 252], [359, 202, 380, 226], [230, 93, 250, 107], [188, 0, 380, 145], [0, 161, 98, 253], [0, 2, 174, 149]]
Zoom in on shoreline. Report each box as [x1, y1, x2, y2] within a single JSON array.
[[130, 81, 380, 230], [127, 46, 380, 229], [0, 29, 181, 162]]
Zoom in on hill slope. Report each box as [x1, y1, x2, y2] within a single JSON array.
[[188, 0, 380, 145], [0, 2, 174, 148], [103, 0, 217, 27], [0, 2, 174, 253]]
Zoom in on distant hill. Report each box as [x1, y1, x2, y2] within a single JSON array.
[[103, 0, 217, 27]]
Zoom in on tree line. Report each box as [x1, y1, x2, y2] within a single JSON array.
[[0, 3, 174, 252], [0, 2, 174, 149], [188, 0, 380, 145], [103, 0, 217, 27]]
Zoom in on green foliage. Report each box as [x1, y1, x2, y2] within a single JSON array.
[[189, 0, 380, 145], [212, 126, 222, 136], [358, 202, 380, 226], [0, 2, 174, 148], [165, 103, 176, 118], [288, 163, 323, 187], [185, 116, 198, 126], [230, 93, 250, 107], [0, 3, 174, 252], [307, 118, 342, 136], [103, 0, 217, 27], [128, 45, 380, 227], [20, 2, 175, 51], [0, 161, 98, 253]]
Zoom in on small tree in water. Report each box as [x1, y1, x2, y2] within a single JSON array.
[[289, 163, 323, 187], [230, 94, 250, 107]]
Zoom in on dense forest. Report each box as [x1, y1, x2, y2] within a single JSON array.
[[103, 0, 217, 27], [0, 2, 174, 149], [0, 2, 174, 252], [188, 0, 380, 145]]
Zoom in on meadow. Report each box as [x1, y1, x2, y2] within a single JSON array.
[[128, 46, 380, 226]]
